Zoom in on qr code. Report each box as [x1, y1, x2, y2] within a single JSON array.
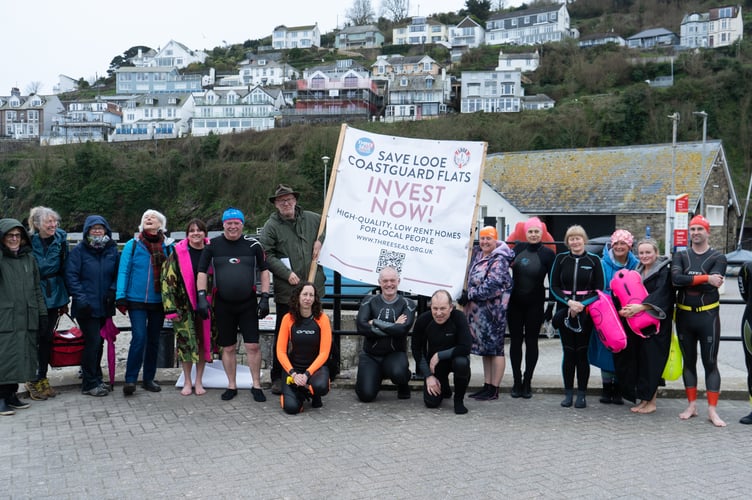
[[376, 249, 405, 274]]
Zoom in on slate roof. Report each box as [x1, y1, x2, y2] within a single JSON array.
[[484, 141, 736, 215]]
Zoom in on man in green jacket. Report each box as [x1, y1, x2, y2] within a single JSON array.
[[260, 184, 326, 394]]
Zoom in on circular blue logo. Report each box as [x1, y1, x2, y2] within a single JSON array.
[[355, 137, 375, 156]]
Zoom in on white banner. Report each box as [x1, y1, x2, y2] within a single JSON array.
[[318, 126, 486, 297]]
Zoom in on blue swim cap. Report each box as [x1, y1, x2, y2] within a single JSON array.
[[222, 207, 245, 223]]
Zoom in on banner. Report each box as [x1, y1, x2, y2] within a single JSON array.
[[318, 126, 487, 297]]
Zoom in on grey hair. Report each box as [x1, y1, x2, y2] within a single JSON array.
[[27, 206, 61, 235], [138, 209, 167, 233]]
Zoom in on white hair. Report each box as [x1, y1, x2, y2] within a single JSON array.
[[138, 209, 167, 233]]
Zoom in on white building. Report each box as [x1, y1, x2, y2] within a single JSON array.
[[496, 50, 540, 72], [111, 93, 194, 141], [392, 17, 449, 45], [238, 58, 299, 87], [272, 24, 321, 49], [486, 3, 576, 46], [191, 86, 284, 136], [460, 69, 523, 113]]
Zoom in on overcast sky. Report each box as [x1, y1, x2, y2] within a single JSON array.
[[1, 0, 524, 96]]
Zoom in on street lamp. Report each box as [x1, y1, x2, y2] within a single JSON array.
[[321, 155, 330, 200], [693, 111, 708, 215], [668, 112, 680, 197], [667, 112, 680, 253]]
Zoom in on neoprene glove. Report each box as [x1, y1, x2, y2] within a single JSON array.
[[115, 298, 128, 315], [457, 289, 469, 307], [196, 290, 209, 320], [257, 293, 270, 319]]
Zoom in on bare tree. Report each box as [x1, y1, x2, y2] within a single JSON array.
[[346, 0, 376, 26], [381, 0, 409, 23], [26, 81, 43, 95]]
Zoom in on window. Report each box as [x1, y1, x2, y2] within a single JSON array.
[[706, 205, 724, 226], [400, 77, 408, 87], [344, 75, 358, 88], [467, 83, 481, 97]]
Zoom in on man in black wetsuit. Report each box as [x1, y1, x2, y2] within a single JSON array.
[[671, 214, 726, 427], [197, 208, 271, 403], [355, 266, 415, 402], [736, 261, 752, 424], [412, 290, 472, 414]]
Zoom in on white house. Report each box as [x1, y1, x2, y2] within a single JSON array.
[[486, 3, 576, 46], [496, 50, 540, 72], [238, 58, 300, 86], [46, 99, 122, 145], [151, 40, 208, 68], [111, 93, 194, 141], [707, 4, 743, 48], [272, 24, 321, 49], [115, 66, 203, 94], [53, 74, 79, 94], [477, 181, 526, 240], [460, 69, 523, 113], [392, 17, 449, 45], [191, 86, 284, 136], [680, 12, 709, 48], [522, 94, 555, 110], [578, 33, 626, 48]]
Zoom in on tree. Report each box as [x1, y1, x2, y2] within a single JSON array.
[[380, 0, 409, 23], [464, 0, 492, 23], [108, 45, 153, 75], [25, 81, 43, 95], [346, 0, 376, 26]]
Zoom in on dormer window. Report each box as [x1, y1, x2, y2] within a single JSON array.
[[400, 77, 408, 87]]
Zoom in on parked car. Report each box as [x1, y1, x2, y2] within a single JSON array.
[[585, 235, 611, 255]]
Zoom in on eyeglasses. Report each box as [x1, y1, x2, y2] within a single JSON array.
[[276, 197, 296, 205], [5, 232, 22, 239]]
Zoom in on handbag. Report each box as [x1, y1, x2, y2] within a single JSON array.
[[50, 314, 85, 368], [661, 330, 683, 381]]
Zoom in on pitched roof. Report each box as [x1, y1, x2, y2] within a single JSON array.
[[627, 27, 676, 40], [484, 141, 733, 215], [488, 4, 562, 21]]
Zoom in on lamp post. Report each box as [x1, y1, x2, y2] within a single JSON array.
[[321, 155, 330, 200], [667, 112, 680, 254], [668, 112, 680, 197], [693, 111, 708, 215]]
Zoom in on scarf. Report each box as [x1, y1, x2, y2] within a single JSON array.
[[87, 234, 111, 250], [141, 231, 166, 293]]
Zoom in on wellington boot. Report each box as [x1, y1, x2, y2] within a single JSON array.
[[521, 378, 533, 399], [575, 390, 587, 408], [510, 380, 523, 398], [561, 389, 574, 407]]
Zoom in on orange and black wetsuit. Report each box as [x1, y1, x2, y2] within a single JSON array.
[[671, 246, 726, 406], [276, 313, 332, 414]]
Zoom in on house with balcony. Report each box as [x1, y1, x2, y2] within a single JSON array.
[[450, 16, 485, 61], [238, 58, 300, 87], [392, 17, 449, 46], [0, 88, 61, 140], [334, 24, 384, 50], [111, 93, 194, 141], [115, 66, 203, 94], [46, 99, 122, 145], [486, 3, 576, 46], [460, 69, 523, 113], [707, 5, 743, 48], [290, 59, 379, 121], [371, 55, 450, 121], [151, 40, 207, 68], [680, 12, 709, 48], [272, 24, 321, 49], [578, 32, 626, 48], [192, 86, 283, 136], [626, 28, 679, 49]]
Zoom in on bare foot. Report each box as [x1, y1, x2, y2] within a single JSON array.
[[180, 385, 193, 396], [194, 385, 206, 396], [636, 401, 656, 414], [679, 403, 698, 420], [708, 407, 726, 427], [631, 401, 647, 413]]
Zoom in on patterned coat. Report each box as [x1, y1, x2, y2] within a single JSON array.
[[465, 241, 514, 356], [161, 239, 215, 363]]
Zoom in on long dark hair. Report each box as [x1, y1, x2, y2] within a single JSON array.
[[185, 218, 207, 234], [288, 281, 322, 322]]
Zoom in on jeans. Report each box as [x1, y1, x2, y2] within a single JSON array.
[[125, 308, 164, 384]]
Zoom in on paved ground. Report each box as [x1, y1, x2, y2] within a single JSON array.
[[4, 286, 752, 498]]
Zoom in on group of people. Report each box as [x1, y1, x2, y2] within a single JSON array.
[[1, 193, 749, 424]]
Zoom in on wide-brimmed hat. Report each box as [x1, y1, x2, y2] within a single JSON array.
[[268, 184, 300, 203]]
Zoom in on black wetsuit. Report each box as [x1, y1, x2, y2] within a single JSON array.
[[508, 242, 555, 387], [411, 309, 472, 408], [198, 235, 268, 346], [355, 293, 416, 402], [671, 246, 726, 393], [737, 262, 752, 403]]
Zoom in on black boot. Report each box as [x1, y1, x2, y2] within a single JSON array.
[[469, 383, 491, 399], [475, 385, 499, 401], [611, 383, 624, 405], [575, 390, 587, 408], [521, 377, 532, 399], [511, 379, 523, 398], [561, 389, 574, 407], [454, 397, 468, 415], [599, 382, 613, 404]]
